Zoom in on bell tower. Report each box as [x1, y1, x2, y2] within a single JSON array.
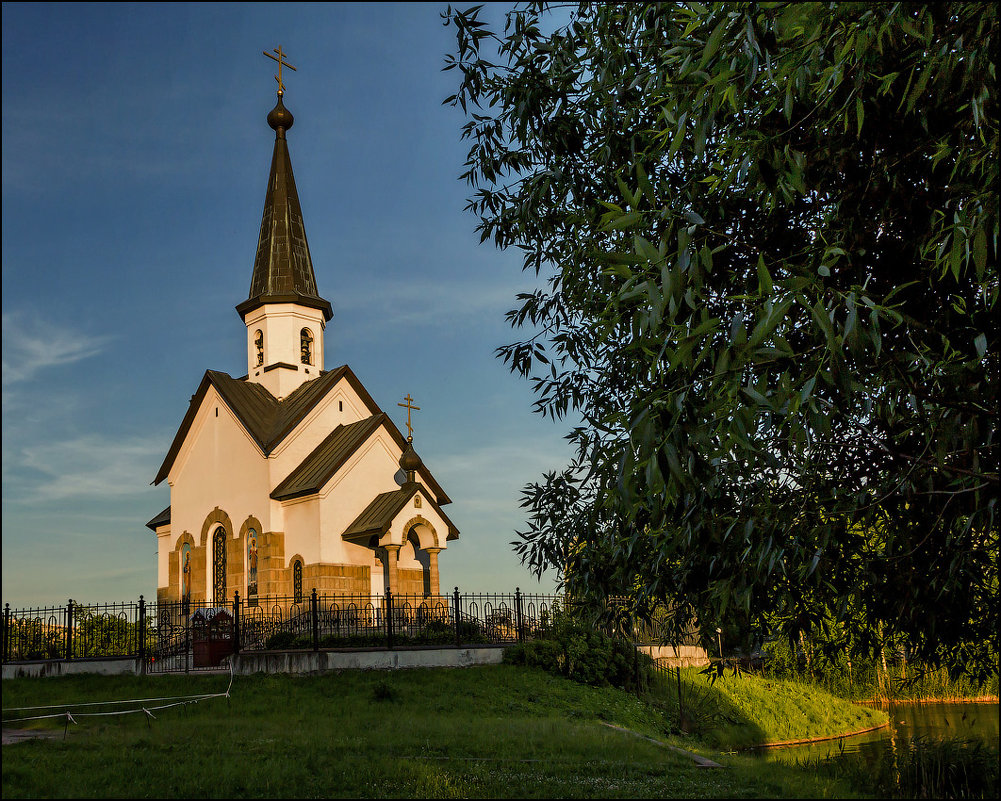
[[236, 48, 332, 399]]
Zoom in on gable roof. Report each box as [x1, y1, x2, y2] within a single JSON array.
[[270, 413, 451, 505], [270, 415, 384, 501], [153, 364, 380, 485], [342, 484, 459, 543], [146, 505, 171, 531]]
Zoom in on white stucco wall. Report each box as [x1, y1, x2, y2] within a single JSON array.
[[268, 377, 373, 489], [244, 303, 327, 397], [156, 525, 172, 588], [160, 371, 454, 600], [384, 489, 449, 551], [314, 428, 402, 564], [166, 387, 273, 597]]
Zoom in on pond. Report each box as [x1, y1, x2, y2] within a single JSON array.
[[752, 701, 999, 765]]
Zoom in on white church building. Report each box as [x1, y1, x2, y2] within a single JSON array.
[[147, 84, 458, 608]]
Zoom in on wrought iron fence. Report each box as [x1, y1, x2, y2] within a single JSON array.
[[1, 599, 152, 664], [2, 588, 687, 673]]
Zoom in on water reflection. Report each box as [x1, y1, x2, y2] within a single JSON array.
[[753, 702, 999, 765]]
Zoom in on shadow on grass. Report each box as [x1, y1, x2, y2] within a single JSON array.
[[644, 667, 767, 747], [643, 666, 887, 751]]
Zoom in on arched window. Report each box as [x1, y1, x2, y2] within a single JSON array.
[[293, 560, 303, 604], [254, 330, 264, 366], [300, 328, 313, 365], [213, 526, 227, 605], [180, 543, 192, 612], [247, 528, 259, 604]]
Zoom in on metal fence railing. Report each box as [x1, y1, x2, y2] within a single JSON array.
[[2, 589, 692, 674]]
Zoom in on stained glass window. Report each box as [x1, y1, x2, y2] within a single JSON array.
[[293, 560, 303, 604], [213, 526, 226, 604]]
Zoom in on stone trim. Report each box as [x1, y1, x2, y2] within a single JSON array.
[[401, 515, 439, 549], [199, 507, 234, 546]]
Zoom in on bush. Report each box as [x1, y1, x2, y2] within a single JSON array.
[[503, 617, 652, 692], [264, 631, 298, 650]]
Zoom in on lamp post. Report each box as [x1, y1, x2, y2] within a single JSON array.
[[715, 627, 723, 661]]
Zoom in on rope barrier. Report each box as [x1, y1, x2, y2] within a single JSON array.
[[2, 663, 233, 727]]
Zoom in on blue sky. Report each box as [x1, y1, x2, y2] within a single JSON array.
[[1, 2, 570, 605]]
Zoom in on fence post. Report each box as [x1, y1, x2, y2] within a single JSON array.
[[453, 586, 462, 648], [515, 587, 524, 643], [65, 599, 74, 660], [184, 607, 191, 674], [385, 588, 394, 650], [2, 604, 9, 663], [676, 666, 686, 731], [232, 591, 241, 655], [311, 589, 319, 652], [138, 595, 146, 675]]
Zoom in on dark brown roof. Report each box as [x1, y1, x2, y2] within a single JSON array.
[[270, 413, 452, 505], [343, 484, 459, 543], [153, 365, 380, 485], [271, 415, 385, 501], [146, 505, 171, 531], [236, 120, 332, 322], [154, 365, 452, 505]]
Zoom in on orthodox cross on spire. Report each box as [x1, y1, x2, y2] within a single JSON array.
[[397, 394, 421, 440], [264, 45, 297, 95]]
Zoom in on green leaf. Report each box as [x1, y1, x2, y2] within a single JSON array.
[[971, 228, 988, 277], [756, 254, 773, 295], [603, 210, 644, 231], [974, 333, 987, 359], [811, 301, 835, 344]]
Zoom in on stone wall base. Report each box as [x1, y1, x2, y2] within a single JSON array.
[[637, 644, 710, 667], [230, 646, 505, 674]]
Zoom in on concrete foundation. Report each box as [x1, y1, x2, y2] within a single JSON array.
[[637, 644, 709, 667], [3, 643, 701, 678], [2, 646, 507, 679], [230, 645, 506, 674], [3, 656, 142, 679]]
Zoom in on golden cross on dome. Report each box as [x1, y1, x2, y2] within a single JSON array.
[[397, 394, 421, 440], [264, 45, 297, 94]]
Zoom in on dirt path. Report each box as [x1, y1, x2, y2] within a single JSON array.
[[2, 727, 64, 745]]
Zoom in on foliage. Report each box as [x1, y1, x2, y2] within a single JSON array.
[[264, 631, 298, 650], [71, 605, 154, 658], [443, 2, 999, 678], [261, 618, 489, 650], [8, 605, 155, 660], [760, 636, 1000, 701], [503, 614, 653, 691]]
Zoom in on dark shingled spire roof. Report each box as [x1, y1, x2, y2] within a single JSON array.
[[236, 93, 332, 322]]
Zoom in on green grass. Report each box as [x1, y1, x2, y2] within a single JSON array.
[[651, 668, 888, 750], [2, 665, 873, 798]]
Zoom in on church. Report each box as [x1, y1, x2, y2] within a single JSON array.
[[147, 60, 458, 608]]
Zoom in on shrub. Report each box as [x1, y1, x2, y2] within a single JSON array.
[[264, 631, 297, 650], [503, 617, 652, 692]]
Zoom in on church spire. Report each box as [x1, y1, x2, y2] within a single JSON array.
[[240, 50, 332, 399], [236, 66, 332, 324]]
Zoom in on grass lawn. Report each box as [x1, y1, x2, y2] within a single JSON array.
[[659, 667, 888, 749], [2, 665, 875, 798]]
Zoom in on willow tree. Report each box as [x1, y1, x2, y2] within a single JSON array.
[[444, 2, 998, 676]]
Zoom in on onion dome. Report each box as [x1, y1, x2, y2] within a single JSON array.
[[400, 439, 423, 482], [267, 93, 294, 136]]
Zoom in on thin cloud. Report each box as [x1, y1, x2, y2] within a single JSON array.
[[1, 311, 112, 386], [5, 434, 166, 503]]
